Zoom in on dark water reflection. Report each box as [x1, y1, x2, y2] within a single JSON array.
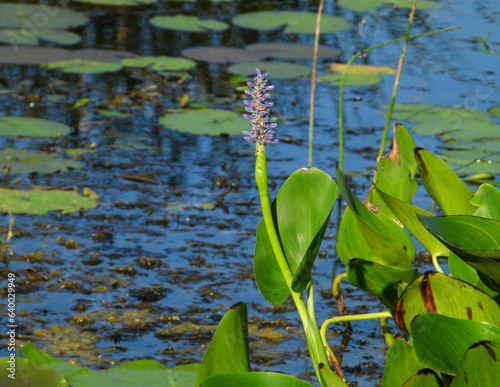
[[1, 0, 499, 385]]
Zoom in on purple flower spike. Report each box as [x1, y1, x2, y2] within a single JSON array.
[[242, 68, 278, 145]]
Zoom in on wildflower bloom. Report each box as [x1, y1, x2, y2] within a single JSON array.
[[242, 68, 278, 144]]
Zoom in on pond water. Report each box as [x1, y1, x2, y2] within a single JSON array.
[[1, 0, 499, 385]]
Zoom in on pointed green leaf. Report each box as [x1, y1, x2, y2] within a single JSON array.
[[255, 168, 337, 295], [414, 148, 476, 215], [195, 303, 250, 386], [0, 357, 69, 387], [382, 338, 426, 387], [375, 187, 449, 258], [411, 313, 500, 374], [254, 218, 290, 305], [418, 215, 500, 292], [394, 272, 500, 334], [337, 168, 414, 269], [347, 258, 418, 314], [451, 341, 500, 386], [318, 363, 348, 386], [448, 252, 498, 298], [202, 372, 316, 387], [471, 184, 500, 220], [402, 369, 445, 386]]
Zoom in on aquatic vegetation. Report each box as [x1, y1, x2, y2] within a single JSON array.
[[0, 117, 70, 137]]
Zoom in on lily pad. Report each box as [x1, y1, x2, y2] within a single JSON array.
[[0, 148, 83, 174], [0, 188, 97, 214], [0, 28, 80, 46], [44, 60, 123, 74], [150, 15, 228, 32], [122, 56, 196, 70], [490, 105, 500, 118], [182, 47, 264, 64], [232, 12, 352, 34], [73, 0, 156, 5], [71, 49, 136, 63], [411, 120, 500, 140], [0, 117, 71, 137], [338, 0, 441, 12], [0, 3, 87, 29], [245, 43, 341, 59], [319, 63, 395, 86], [98, 110, 135, 118], [0, 46, 71, 64], [160, 109, 248, 136], [228, 61, 311, 79]]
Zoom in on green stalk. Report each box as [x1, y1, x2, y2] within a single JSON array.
[[380, 317, 394, 347], [320, 311, 393, 351], [378, 0, 418, 157], [432, 254, 444, 273], [338, 26, 462, 171], [308, 0, 325, 168], [254, 143, 331, 385], [332, 272, 347, 298]]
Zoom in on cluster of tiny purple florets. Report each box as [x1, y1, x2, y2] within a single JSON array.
[[242, 68, 278, 144]]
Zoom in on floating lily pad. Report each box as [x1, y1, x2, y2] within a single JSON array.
[[182, 47, 264, 64], [98, 109, 135, 118], [0, 148, 83, 174], [411, 120, 500, 140], [319, 63, 396, 86], [71, 49, 136, 63], [150, 15, 228, 32], [439, 149, 500, 163], [245, 43, 341, 59], [338, 0, 441, 12], [446, 157, 500, 175], [73, 0, 156, 5], [232, 11, 352, 34], [228, 61, 311, 79], [0, 117, 71, 137], [490, 105, 500, 118], [0, 188, 97, 214], [44, 59, 123, 74], [441, 139, 500, 152], [160, 109, 248, 136], [0, 46, 71, 64], [122, 56, 196, 70], [380, 103, 491, 123], [0, 3, 87, 29], [0, 29, 81, 46]]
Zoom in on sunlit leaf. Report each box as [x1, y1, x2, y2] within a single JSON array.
[[470, 184, 500, 220], [122, 56, 196, 70], [0, 116, 70, 137], [394, 271, 500, 334], [195, 303, 250, 386], [0, 188, 97, 214], [0, 357, 69, 387], [411, 313, 500, 374], [202, 372, 315, 387], [418, 215, 500, 292], [0, 148, 83, 174], [232, 11, 352, 34], [160, 109, 248, 136], [451, 341, 500, 386], [414, 148, 477, 215], [382, 338, 426, 387], [44, 60, 123, 74], [401, 369, 445, 387]]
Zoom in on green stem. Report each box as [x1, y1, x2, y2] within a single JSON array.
[[307, 281, 317, 325], [432, 254, 444, 273], [338, 25, 462, 171], [378, 0, 418, 158], [380, 317, 394, 347], [320, 311, 393, 350], [254, 144, 330, 385], [332, 272, 347, 298], [308, 0, 325, 168]]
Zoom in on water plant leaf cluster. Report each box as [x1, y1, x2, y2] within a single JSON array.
[[0, 3, 87, 46]]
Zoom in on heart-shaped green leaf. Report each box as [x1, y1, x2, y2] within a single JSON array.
[[418, 215, 500, 292], [395, 271, 500, 334], [195, 303, 250, 386], [382, 338, 426, 387], [415, 148, 477, 215], [451, 341, 500, 386], [411, 313, 500, 374]]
